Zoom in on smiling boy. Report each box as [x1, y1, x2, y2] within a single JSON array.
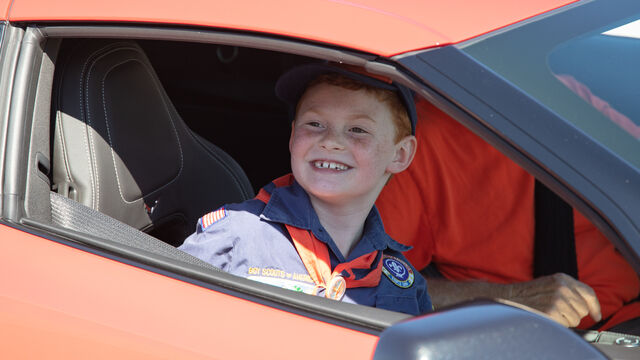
[[179, 63, 432, 315]]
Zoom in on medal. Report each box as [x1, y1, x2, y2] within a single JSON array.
[[326, 275, 347, 300]]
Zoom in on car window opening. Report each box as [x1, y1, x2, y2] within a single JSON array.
[[37, 34, 640, 333]]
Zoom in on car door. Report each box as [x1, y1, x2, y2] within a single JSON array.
[[0, 24, 390, 359]]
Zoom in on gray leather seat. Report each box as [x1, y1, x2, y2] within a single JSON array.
[[52, 39, 254, 245]]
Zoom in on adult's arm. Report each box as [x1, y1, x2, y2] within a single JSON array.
[[426, 273, 601, 328], [425, 211, 640, 330], [572, 211, 640, 329]]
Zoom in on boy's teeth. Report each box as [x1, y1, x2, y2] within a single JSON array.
[[315, 161, 348, 170]]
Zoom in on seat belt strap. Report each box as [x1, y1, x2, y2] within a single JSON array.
[[533, 180, 578, 279]]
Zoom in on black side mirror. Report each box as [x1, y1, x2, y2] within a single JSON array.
[[373, 301, 606, 360]]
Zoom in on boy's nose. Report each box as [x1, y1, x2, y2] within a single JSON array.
[[319, 128, 345, 151]]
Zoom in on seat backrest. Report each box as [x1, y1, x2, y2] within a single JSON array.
[[52, 39, 254, 245]]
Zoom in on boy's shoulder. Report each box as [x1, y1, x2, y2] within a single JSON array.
[[195, 174, 306, 235], [197, 198, 266, 233]]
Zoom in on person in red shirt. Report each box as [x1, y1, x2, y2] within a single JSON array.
[[376, 98, 640, 333]]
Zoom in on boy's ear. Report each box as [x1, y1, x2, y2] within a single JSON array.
[[387, 135, 417, 174]]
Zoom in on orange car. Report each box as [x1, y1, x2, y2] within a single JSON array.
[[1, 0, 639, 358]]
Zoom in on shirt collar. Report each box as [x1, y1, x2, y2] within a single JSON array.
[[260, 179, 411, 257]]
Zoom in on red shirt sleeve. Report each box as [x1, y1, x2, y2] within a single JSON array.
[[574, 210, 640, 328]]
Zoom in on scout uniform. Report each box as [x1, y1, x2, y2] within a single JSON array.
[[180, 174, 432, 316]]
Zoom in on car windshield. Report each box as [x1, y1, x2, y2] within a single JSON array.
[[460, 0, 640, 171]]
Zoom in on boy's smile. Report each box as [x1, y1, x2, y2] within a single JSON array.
[[313, 160, 350, 171], [289, 82, 411, 207]]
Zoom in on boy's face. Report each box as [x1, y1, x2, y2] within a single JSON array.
[[289, 82, 415, 206]]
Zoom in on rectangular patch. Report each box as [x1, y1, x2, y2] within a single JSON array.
[[201, 207, 227, 230]]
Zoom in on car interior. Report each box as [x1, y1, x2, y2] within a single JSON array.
[[52, 39, 258, 246], [30, 38, 316, 250]]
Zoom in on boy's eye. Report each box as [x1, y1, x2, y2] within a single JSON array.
[[349, 127, 368, 134]]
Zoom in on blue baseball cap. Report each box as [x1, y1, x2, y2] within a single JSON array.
[[275, 62, 417, 135]]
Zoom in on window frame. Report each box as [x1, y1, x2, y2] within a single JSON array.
[[7, 23, 420, 333]]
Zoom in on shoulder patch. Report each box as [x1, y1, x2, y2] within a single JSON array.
[[382, 255, 414, 288], [200, 207, 227, 230]]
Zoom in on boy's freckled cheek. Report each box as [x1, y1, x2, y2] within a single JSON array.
[[350, 137, 369, 147], [373, 144, 389, 159]]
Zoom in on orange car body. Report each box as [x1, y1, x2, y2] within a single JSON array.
[[0, 0, 582, 359], [3, 0, 573, 55]]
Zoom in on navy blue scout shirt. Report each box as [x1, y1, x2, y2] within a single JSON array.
[[179, 179, 432, 316]]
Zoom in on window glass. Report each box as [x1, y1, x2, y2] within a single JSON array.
[[460, 1, 640, 170], [548, 18, 640, 141]]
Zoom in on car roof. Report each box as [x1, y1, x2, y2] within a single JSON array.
[[3, 0, 576, 56]]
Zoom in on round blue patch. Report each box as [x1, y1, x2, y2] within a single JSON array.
[[382, 255, 414, 288]]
